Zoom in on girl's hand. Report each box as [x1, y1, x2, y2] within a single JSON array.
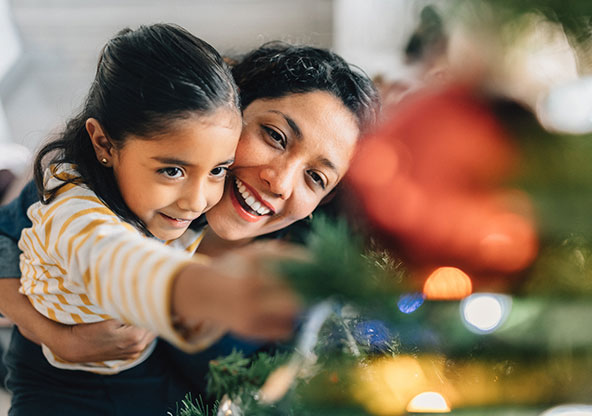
[[45, 320, 156, 363], [173, 241, 305, 341]]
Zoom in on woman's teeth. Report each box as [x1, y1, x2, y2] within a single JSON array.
[[235, 178, 271, 215]]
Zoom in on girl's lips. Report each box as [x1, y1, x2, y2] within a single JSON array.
[[158, 212, 192, 228]]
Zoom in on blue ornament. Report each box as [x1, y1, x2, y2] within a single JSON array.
[[353, 320, 391, 351], [397, 292, 426, 314]]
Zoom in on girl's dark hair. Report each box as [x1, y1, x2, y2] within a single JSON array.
[[231, 42, 380, 134], [34, 23, 239, 233]]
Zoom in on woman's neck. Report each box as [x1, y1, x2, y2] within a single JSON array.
[[196, 227, 254, 257]]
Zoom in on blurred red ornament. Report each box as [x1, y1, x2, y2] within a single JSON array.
[[347, 86, 538, 277]]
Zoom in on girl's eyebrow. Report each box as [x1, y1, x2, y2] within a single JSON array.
[[218, 158, 235, 166], [152, 156, 192, 166], [268, 110, 302, 139], [152, 156, 235, 166]]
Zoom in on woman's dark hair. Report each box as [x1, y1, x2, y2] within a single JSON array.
[[234, 43, 381, 242], [34, 23, 239, 234], [231, 42, 380, 134]]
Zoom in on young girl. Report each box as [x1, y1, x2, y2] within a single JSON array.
[[16, 22, 298, 382]]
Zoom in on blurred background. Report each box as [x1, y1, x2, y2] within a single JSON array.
[[2, 0, 592, 414], [0, 0, 430, 152]]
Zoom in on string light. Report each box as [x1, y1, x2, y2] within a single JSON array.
[[539, 404, 592, 416], [398, 292, 426, 314], [461, 293, 512, 334], [406, 391, 451, 413], [423, 267, 472, 300]]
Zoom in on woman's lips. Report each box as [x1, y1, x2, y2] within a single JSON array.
[[230, 177, 274, 223]]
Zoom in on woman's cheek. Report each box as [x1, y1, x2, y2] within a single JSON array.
[[293, 194, 321, 221], [235, 132, 262, 161]]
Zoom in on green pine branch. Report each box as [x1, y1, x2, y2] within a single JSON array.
[[279, 216, 408, 309]]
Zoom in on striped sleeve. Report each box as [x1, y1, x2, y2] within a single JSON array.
[[25, 188, 222, 351], [78, 229, 221, 351]]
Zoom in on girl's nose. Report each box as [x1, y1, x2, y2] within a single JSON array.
[[178, 180, 208, 214]]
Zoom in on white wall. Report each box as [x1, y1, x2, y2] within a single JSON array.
[[333, 0, 423, 81], [0, 0, 21, 143], [0, 0, 20, 82], [4, 0, 333, 151]]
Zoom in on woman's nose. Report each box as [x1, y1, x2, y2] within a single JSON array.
[[261, 163, 298, 200]]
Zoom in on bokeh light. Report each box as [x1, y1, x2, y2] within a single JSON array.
[[407, 391, 451, 413], [461, 293, 512, 334], [423, 267, 472, 300], [398, 292, 426, 314], [539, 404, 592, 416], [538, 76, 592, 134], [353, 355, 430, 415]]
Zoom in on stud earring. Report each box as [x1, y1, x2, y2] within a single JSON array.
[[101, 158, 108, 165]]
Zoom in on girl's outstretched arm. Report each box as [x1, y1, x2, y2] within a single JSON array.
[[172, 242, 303, 341], [19, 175, 302, 351]]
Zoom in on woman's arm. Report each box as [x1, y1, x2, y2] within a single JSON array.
[[0, 277, 155, 362], [0, 179, 36, 240]]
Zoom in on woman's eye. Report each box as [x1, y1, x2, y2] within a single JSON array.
[[263, 126, 285, 147], [159, 167, 183, 179], [210, 167, 228, 178], [308, 170, 326, 189]]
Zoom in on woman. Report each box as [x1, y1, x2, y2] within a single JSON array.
[[0, 41, 380, 413]]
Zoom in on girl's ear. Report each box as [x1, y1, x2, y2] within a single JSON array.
[[86, 118, 114, 167]]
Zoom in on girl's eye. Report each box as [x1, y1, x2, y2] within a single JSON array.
[[307, 170, 326, 190], [210, 166, 228, 178], [263, 126, 285, 148], [159, 167, 183, 179]]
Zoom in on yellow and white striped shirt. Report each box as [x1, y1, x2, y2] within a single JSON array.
[[18, 164, 224, 373]]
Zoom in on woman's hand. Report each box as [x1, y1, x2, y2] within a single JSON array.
[[173, 241, 305, 341], [45, 320, 156, 363], [0, 278, 155, 362]]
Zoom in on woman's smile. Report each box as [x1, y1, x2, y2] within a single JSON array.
[[230, 177, 275, 222]]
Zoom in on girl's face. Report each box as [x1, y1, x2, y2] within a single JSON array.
[[111, 108, 241, 241], [205, 92, 359, 242]]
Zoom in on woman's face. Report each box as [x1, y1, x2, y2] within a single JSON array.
[[205, 91, 359, 241]]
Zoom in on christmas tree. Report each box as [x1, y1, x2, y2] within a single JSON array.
[[176, 1, 592, 414]]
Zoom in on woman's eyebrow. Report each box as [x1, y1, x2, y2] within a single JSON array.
[[268, 110, 302, 139], [319, 157, 338, 175]]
